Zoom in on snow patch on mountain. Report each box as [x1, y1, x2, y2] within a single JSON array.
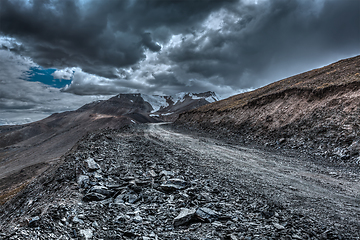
[[205, 95, 218, 103], [188, 92, 219, 103], [141, 94, 169, 113], [140, 91, 219, 114], [171, 92, 187, 104], [170, 92, 219, 105]]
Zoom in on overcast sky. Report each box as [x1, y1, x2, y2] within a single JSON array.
[[0, 0, 359, 125]]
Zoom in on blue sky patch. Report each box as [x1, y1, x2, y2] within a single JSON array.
[[25, 67, 72, 88]]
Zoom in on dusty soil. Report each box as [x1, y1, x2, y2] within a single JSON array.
[[0, 123, 359, 239], [0, 162, 50, 205]]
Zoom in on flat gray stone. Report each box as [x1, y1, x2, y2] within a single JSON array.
[[173, 208, 196, 226], [79, 229, 93, 240], [85, 158, 100, 171], [133, 215, 143, 223], [89, 185, 113, 197], [160, 178, 188, 192], [72, 216, 84, 224], [77, 175, 89, 188], [196, 207, 218, 223], [83, 192, 106, 201], [273, 223, 285, 230]]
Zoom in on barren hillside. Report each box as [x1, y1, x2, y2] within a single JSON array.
[[176, 55, 360, 164], [0, 92, 216, 205]]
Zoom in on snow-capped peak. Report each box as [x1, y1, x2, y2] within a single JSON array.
[[170, 92, 188, 105], [125, 91, 219, 114], [170, 91, 219, 104]]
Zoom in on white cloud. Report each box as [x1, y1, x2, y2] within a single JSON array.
[[0, 36, 23, 51], [52, 67, 79, 80], [0, 50, 109, 125], [62, 69, 140, 95]]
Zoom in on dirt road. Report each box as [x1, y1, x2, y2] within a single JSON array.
[[145, 123, 360, 233]]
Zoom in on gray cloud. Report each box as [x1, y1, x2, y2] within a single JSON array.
[[0, 50, 109, 125], [0, 0, 235, 78], [1, 0, 358, 93], [163, 0, 360, 89], [141, 33, 161, 52]]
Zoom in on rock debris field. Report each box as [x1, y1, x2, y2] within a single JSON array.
[[0, 123, 359, 239]]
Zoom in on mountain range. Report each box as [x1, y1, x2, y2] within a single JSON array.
[[0, 91, 218, 204]]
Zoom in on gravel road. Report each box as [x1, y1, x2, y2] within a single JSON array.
[[146, 123, 360, 235]]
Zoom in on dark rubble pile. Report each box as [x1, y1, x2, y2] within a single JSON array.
[[0, 127, 350, 239]]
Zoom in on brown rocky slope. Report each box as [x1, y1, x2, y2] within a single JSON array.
[[176, 55, 360, 164]]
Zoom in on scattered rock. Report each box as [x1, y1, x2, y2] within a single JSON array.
[[0, 126, 357, 239], [148, 170, 157, 177], [85, 158, 100, 171], [273, 223, 285, 230], [89, 185, 114, 197], [127, 193, 141, 204], [92, 221, 99, 228], [78, 175, 90, 188], [83, 192, 107, 201], [211, 221, 223, 229], [160, 178, 188, 192], [173, 208, 196, 226], [80, 229, 93, 240], [160, 170, 175, 177], [228, 234, 238, 240], [28, 216, 40, 227], [72, 216, 84, 224], [133, 215, 143, 223], [196, 207, 218, 223]]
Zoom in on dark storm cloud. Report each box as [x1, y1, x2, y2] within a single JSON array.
[[0, 0, 235, 78], [0, 42, 25, 54], [147, 73, 183, 86], [141, 33, 161, 52], [1, 0, 359, 98], [166, 0, 360, 89]]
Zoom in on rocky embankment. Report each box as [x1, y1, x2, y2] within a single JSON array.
[[176, 56, 360, 165], [1, 125, 358, 239]]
